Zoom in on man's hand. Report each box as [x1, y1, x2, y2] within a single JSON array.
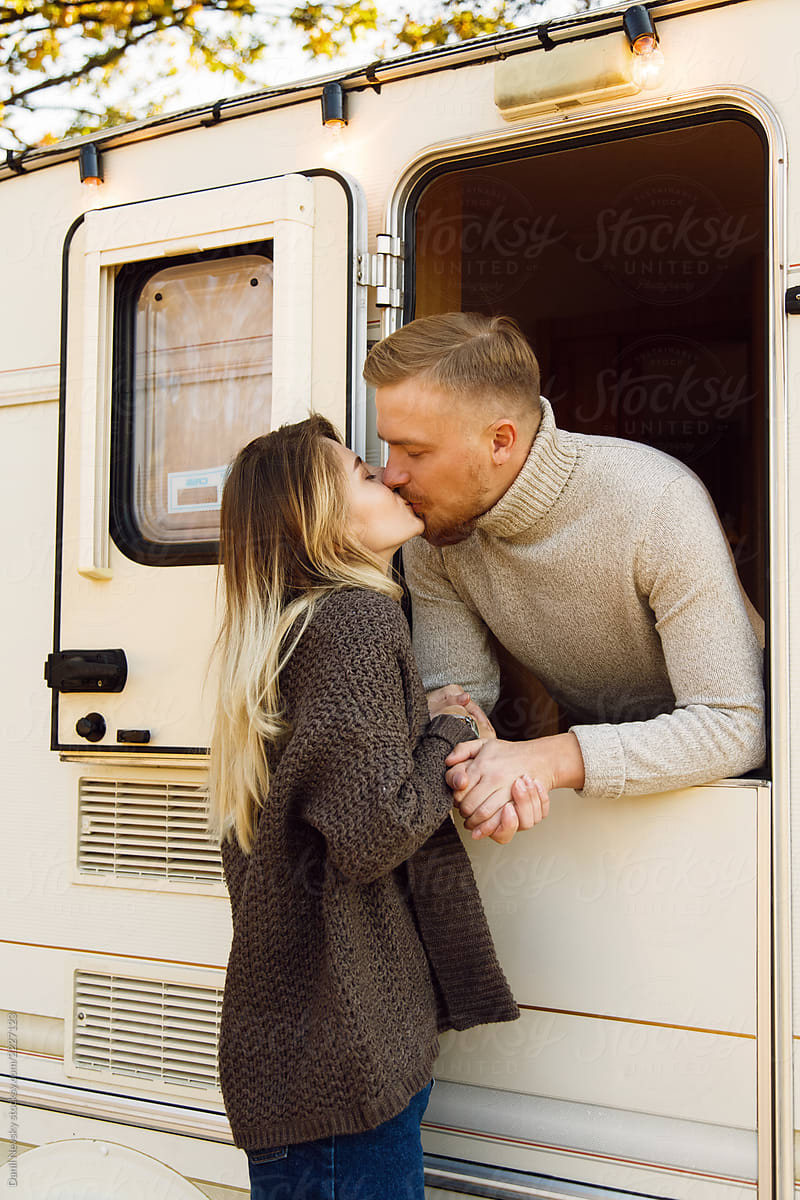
[[427, 685, 496, 739], [446, 733, 586, 842]]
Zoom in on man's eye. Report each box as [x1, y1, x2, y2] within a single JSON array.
[[406, 451, 423, 459]]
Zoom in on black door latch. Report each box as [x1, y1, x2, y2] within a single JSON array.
[[117, 728, 151, 744], [44, 649, 128, 693]]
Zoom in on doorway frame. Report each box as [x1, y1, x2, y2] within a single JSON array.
[[382, 86, 790, 1197]]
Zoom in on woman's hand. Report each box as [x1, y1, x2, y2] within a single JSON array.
[[427, 685, 496, 739], [427, 684, 470, 717], [463, 776, 550, 842]]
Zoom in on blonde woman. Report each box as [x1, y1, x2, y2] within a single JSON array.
[[209, 415, 519, 1200]]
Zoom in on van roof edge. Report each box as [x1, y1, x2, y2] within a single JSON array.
[[0, 0, 753, 182]]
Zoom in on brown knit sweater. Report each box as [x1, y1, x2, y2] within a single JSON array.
[[218, 587, 519, 1151]]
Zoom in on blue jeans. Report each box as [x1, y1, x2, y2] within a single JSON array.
[[246, 1079, 434, 1200]]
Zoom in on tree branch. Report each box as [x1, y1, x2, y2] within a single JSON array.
[[0, 20, 165, 104]]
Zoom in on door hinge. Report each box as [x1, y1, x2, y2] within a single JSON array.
[[357, 234, 404, 310]]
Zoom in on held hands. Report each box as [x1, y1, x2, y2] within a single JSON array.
[[427, 684, 520, 845], [445, 732, 586, 845], [426, 689, 586, 845]]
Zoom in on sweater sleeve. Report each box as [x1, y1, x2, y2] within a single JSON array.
[[402, 536, 500, 713], [571, 473, 765, 799], [292, 595, 473, 884]]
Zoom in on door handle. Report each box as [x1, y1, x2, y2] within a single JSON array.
[[44, 649, 128, 693]]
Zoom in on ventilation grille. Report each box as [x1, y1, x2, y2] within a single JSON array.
[[78, 778, 221, 884], [73, 970, 223, 1092]]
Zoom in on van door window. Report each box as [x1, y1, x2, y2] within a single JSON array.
[[113, 245, 273, 562]]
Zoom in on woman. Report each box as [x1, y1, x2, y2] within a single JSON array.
[[209, 415, 521, 1200]]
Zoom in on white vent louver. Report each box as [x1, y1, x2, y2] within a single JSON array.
[[73, 971, 223, 1092], [78, 779, 221, 884]]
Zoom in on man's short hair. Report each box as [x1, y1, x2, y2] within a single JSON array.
[[363, 313, 541, 414]]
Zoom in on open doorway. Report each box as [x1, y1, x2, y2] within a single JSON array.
[[409, 114, 767, 743]]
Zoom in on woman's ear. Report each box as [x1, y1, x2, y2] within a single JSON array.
[[489, 420, 518, 465]]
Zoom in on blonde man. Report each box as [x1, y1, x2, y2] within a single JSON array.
[[363, 313, 765, 844]]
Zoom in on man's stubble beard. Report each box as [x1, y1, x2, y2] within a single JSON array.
[[419, 465, 494, 547], [422, 514, 479, 547]]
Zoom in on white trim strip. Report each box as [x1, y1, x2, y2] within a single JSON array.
[[0, 364, 59, 408]]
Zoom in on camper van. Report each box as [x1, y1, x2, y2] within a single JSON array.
[[0, 0, 796, 1194]]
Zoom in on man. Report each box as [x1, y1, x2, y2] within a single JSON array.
[[363, 313, 765, 844]]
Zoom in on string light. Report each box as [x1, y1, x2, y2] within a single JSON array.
[[321, 81, 348, 128], [79, 143, 104, 187], [623, 6, 665, 91]]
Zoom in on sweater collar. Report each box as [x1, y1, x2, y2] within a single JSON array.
[[475, 397, 577, 538]]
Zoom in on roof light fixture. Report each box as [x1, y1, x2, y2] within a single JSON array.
[[623, 5, 665, 91], [321, 81, 348, 128], [79, 143, 104, 187]]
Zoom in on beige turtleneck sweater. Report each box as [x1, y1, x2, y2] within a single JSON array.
[[402, 398, 765, 800]]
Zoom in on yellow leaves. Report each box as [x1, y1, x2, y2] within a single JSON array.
[[291, 0, 378, 57], [397, 3, 514, 51], [289, 3, 324, 33], [450, 7, 514, 37], [398, 16, 446, 50], [20, 27, 59, 68], [304, 26, 335, 56]]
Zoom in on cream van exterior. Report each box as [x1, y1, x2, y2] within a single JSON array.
[[0, 0, 796, 1195]]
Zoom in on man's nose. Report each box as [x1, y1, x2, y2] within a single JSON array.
[[381, 456, 411, 490]]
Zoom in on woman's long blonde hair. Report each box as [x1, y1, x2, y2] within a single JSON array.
[[208, 415, 401, 854]]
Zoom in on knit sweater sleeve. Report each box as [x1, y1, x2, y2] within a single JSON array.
[[571, 473, 765, 799], [402, 535, 500, 713], [289, 592, 471, 885]]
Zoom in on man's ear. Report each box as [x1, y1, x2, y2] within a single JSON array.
[[489, 420, 518, 465]]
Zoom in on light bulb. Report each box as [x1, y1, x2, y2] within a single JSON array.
[[323, 123, 347, 163], [632, 44, 665, 89]]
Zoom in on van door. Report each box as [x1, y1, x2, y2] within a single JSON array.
[[47, 171, 364, 754]]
